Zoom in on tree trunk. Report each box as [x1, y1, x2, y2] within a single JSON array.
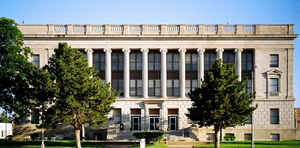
[[75, 129, 81, 148], [219, 128, 222, 142], [214, 125, 220, 148]]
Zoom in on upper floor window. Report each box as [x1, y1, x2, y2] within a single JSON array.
[[185, 51, 198, 95], [270, 108, 279, 124], [167, 50, 179, 97], [223, 50, 235, 65], [148, 51, 161, 96], [130, 51, 142, 96], [204, 50, 216, 73], [269, 78, 279, 96], [242, 50, 254, 92], [111, 50, 124, 96], [93, 50, 105, 80], [33, 54, 40, 67], [270, 54, 279, 67]]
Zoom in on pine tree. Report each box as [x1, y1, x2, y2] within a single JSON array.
[[187, 60, 256, 148], [45, 43, 117, 148]]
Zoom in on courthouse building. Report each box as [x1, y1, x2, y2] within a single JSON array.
[[18, 24, 297, 141]]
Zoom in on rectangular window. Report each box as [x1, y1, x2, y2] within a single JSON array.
[[167, 50, 179, 97], [149, 109, 160, 130], [31, 109, 39, 124], [185, 50, 198, 95], [270, 108, 279, 124], [112, 108, 121, 123], [204, 50, 216, 73], [111, 50, 124, 96], [270, 54, 279, 67], [131, 109, 141, 131], [168, 109, 179, 131], [271, 134, 280, 141], [33, 54, 40, 67], [242, 50, 254, 92], [244, 133, 252, 141], [246, 115, 252, 124], [269, 78, 279, 96], [93, 50, 105, 80], [223, 50, 235, 65], [130, 51, 143, 96], [148, 51, 161, 96]]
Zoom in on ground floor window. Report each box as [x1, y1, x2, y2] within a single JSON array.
[[150, 116, 160, 130], [271, 134, 280, 141], [131, 116, 141, 131], [244, 133, 252, 140], [168, 116, 178, 131]]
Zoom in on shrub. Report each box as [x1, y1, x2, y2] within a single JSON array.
[[224, 136, 236, 141], [132, 131, 164, 144]]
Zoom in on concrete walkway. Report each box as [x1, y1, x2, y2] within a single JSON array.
[[168, 145, 194, 148]]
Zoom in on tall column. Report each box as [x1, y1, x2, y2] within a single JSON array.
[[141, 48, 149, 98], [179, 48, 186, 98], [160, 48, 168, 98], [123, 48, 130, 98], [104, 48, 112, 84], [197, 48, 205, 87], [144, 103, 149, 131], [216, 48, 224, 61], [85, 48, 93, 67], [235, 48, 243, 81]]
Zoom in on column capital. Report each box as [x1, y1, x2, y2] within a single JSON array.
[[216, 48, 224, 52], [178, 48, 186, 53], [160, 48, 168, 53], [85, 48, 93, 54], [197, 48, 205, 53], [140, 48, 149, 53], [235, 48, 243, 53], [122, 48, 131, 53], [104, 48, 112, 53]]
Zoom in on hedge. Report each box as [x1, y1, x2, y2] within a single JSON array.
[[132, 131, 164, 144]]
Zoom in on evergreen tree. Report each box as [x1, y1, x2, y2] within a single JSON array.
[[187, 60, 256, 148], [45, 43, 117, 148]]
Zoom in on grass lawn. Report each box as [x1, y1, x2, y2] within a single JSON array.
[[195, 140, 300, 148], [0, 140, 103, 148]]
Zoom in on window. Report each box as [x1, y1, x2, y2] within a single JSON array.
[[270, 108, 279, 124], [131, 109, 141, 131], [270, 54, 279, 67], [269, 78, 279, 96], [167, 50, 179, 97], [148, 51, 161, 96], [185, 50, 198, 95], [271, 134, 280, 141], [242, 50, 254, 92], [93, 50, 105, 80], [223, 50, 235, 65], [168, 109, 178, 131], [112, 108, 121, 123], [33, 54, 40, 67], [130, 51, 143, 96], [246, 115, 252, 124], [31, 109, 39, 124], [244, 133, 252, 141], [204, 50, 216, 73], [111, 50, 124, 96], [149, 109, 160, 130]]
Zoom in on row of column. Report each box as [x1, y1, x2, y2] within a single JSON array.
[[84, 48, 243, 98]]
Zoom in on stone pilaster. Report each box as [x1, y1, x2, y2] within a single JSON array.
[[160, 48, 168, 98], [235, 48, 243, 81], [179, 48, 186, 98], [85, 48, 93, 67], [141, 48, 149, 98], [104, 48, 112, 84], [123, 48, 130, 98], [197, 48, 205, 87]]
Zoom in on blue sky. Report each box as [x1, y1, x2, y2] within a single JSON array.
[[1, 0, 300, 106]]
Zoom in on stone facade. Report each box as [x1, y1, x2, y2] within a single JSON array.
[[18, 24, 298, 141]]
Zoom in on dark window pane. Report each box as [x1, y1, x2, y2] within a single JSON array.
[[270, 54, 279, 67], [148, 51, 161, 96], [270, 109, 279, 124]]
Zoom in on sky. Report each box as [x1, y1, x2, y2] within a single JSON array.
[[1, 0, 300, 106]]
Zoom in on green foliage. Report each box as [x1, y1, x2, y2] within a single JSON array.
[[132, 131, 164, 144], [187, 60, 256, 129], [44, 43, 117, 147], [0, 111, 12, 123], [0, 17, 54, 121]]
